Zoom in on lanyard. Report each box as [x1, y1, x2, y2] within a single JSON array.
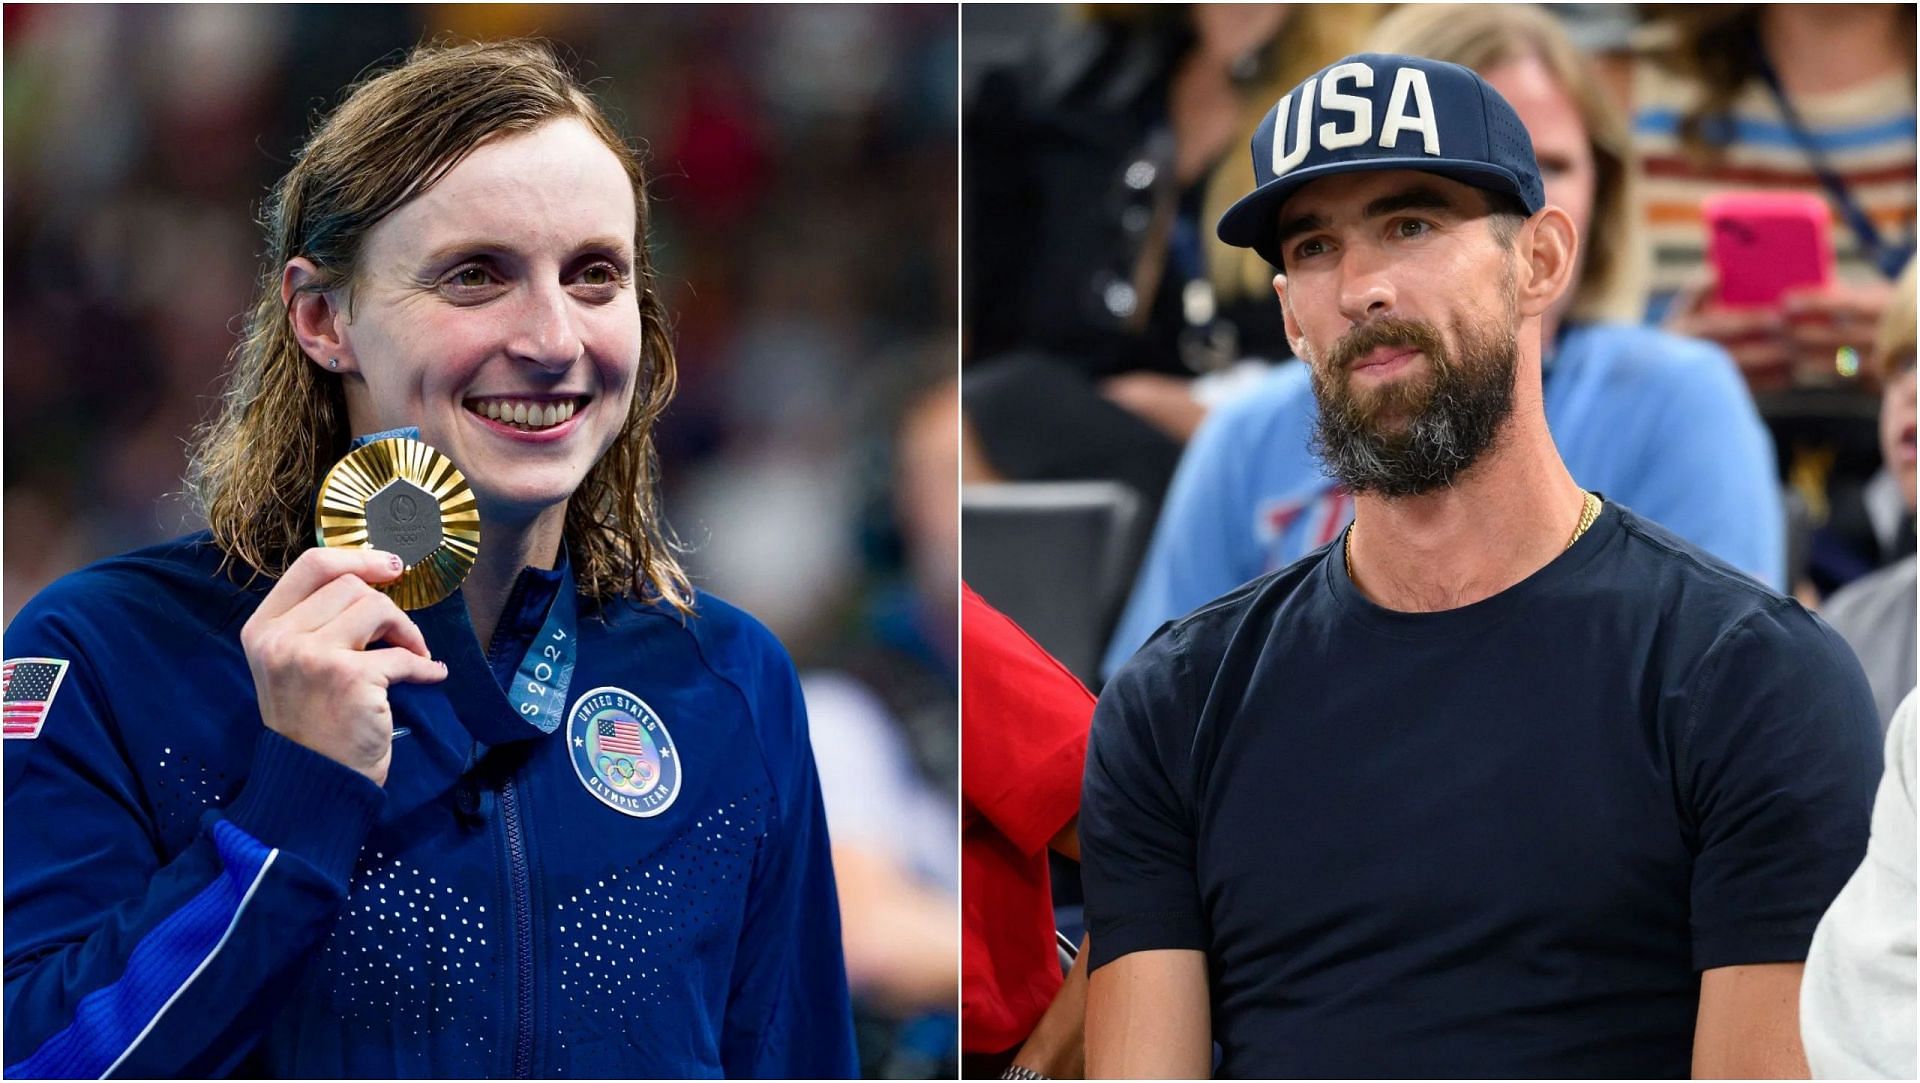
[[348, 425, 579, 743], [1754, 49, 1915, 280], [346, 425, 420, 449], [506, 580, 576, 735]]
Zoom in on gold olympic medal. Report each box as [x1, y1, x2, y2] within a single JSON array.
[[314, 437, 481, 610]]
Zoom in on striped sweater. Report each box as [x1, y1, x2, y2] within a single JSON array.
[[1631, 54, 1915, 322]]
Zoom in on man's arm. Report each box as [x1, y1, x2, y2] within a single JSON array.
[[1009, 935, 1088, 1079], [1003, 823, 1086, 1077], [1679, 604, 1879, 1080], [1081, 618, 1210, 1078], [1086, 949, 1210, 1079], [1693, 962, 1810, 1079], [1049, 816, 1079, 862]]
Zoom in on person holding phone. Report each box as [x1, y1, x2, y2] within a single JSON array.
[[3, 41, 856, 1078], [1596, 5, 1914, 598], [1819, 259, 1918, 731], [1604, 5, 1914, 390], [1080, 52, 1882, 1078]]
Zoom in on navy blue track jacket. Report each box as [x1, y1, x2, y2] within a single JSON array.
[[3, 533, 858, 1077]]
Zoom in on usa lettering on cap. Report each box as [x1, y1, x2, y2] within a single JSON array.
[[1269, 61, 1442, 179], [1218, 52, 1544, 265]]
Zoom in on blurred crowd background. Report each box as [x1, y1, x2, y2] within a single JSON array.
[[4, 4, 956, 1078], [960, 3, 1913, 1065], [962, 1, 1914, 680]]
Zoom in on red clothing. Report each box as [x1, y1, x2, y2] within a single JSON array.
[[962, 584, 1094, 1054]]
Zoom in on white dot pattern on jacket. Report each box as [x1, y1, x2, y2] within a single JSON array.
[[298, 783, 772, 1061], [153, 746, 243, 838], [557, 790, 765, 1017], [320, 852, 492, 1029]]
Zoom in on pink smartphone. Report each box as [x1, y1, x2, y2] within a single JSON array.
[[1704, 191, 1833, 308]]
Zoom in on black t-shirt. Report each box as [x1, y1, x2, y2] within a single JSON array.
[[1082, 501, 1882, 1078]]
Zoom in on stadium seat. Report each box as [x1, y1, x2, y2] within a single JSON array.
[[1785, 485, 1813, 589], [961, 481, 1147, 690], [1056, 928, 1078, 977]]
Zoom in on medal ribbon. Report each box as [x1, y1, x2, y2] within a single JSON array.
[[406, 542, 581, 747], [347, 425, 424, 451], [506, 575, 577, 735], [350, 427, 578, 742]]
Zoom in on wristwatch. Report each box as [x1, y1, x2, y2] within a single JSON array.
[[1001, 1066, 1050, 1080]]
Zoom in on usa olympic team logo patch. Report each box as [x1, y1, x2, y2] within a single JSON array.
[[567, 686, 680, 818]]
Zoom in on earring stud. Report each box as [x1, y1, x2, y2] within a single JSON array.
[[330, 357, 339, 370]]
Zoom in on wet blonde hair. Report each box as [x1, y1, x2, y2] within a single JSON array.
[[186, 39, 691, 614], [1365, 3, 1647, 323]]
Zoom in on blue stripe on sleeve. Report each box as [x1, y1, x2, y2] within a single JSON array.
[[6, 821, 277, 1080], [1633, 108, 1918, 153]]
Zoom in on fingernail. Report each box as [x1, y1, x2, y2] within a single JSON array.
[[390, 554, 403, 572]]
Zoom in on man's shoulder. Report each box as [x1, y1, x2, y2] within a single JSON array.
[[1114, 545, 1334, 689], [1567, 320, 1730, 366], [1608, 504, 1844, 661], [1610, 503, 1780, 603]]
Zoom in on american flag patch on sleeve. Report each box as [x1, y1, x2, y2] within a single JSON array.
[[4, 658, 71, 739]]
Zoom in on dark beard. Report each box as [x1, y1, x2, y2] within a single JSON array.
[[1306, 306, 1519, 499]]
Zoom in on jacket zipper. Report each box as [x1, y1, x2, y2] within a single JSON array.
[[501, 774, 535, 1078]]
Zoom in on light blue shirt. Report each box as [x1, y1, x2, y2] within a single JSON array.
[[1103, 321, 1785, 679]]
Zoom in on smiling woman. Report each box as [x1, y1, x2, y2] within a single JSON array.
[[193, 42, 686, 631], [277, 113, 655, 641], [3, 39, 860, 1079]]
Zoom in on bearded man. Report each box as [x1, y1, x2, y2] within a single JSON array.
[[1078, 54, 1882, 1079]]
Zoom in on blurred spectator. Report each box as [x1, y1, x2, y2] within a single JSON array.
[[4, 6, 958, 663], [961, 583, 1093, 1080], [1603, 4, 1914, 596], [1612, 5, 1914, 356], [1104, 2, 1784, 679], [1801, 689, 1916, 1079], [804, 377, 961, 1078], [1819, 259, 1917, 732], [961, 4, 1377, 510]]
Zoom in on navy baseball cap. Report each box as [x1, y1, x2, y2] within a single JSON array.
[[1218, 53, 1545, 267]]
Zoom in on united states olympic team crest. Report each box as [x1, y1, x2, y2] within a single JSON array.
[[567, 686, 680, 818]]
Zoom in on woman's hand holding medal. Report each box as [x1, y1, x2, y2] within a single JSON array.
[[241, 546, 448, 786]]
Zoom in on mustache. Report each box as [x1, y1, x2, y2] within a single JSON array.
[[1328, 317, 1449, 373]]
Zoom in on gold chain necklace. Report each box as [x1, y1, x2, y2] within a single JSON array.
[[1345, 491, 1602, 582]]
